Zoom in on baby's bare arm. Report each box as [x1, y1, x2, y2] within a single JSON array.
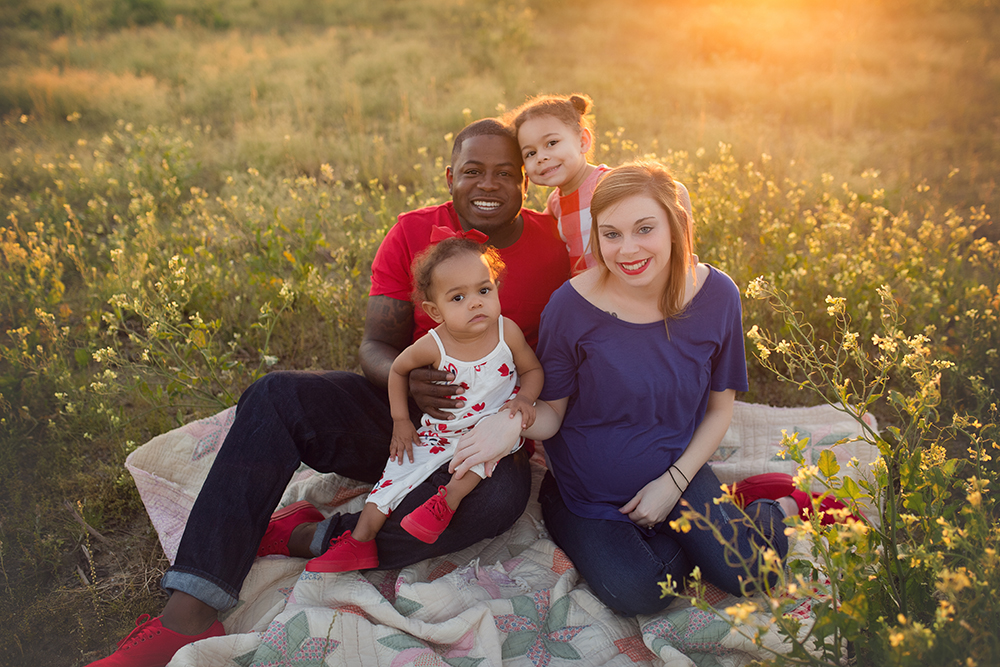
[[388, 334, 442, 423]]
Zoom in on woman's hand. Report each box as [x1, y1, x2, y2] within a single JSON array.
[[450, 410, 522, 479], [619, 476, 682, 528]]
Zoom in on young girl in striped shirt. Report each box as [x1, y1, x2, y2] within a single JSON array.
[[508, 93, 694, 275]]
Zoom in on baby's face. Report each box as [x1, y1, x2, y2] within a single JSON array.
[[426, 252, 501, 336]]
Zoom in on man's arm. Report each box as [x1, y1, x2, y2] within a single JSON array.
[[359, 295, 414, 390], [359, 295, 464, 418]]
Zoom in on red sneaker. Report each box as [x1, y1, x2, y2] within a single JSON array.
[[730, 472, 795, 507], [258, 500, 324, 558], [790, 489, 864, 525], [305, 530, 378, 572], [86, 614, 224, 666], [732, 473, 864, 525], [400, 486, 455, 544]]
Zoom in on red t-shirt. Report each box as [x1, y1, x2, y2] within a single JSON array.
[[369, 202, 570, 348]]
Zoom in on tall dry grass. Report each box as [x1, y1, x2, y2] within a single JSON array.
[[2, 0, 997, 214]]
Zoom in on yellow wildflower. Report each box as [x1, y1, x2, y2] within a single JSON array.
[[724, 601, 757, 624], [825, 295, 846, 316], [936, 567, 972, 594]]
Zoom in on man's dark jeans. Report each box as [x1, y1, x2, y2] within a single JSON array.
[[162, 370, 532, 611]]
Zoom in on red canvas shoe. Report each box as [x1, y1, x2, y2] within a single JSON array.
[[400, 486, 455, 544], [86, 614, 224, 667], [790, 489, 864, 525], [733, 473, 865, 525], [305, 530, 378, 573], [730, 472, 795, 507], [258, 500, 325, 558]]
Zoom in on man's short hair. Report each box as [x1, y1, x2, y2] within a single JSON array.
[[450, 118, 521, 165]]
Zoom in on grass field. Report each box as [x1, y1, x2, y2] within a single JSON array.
[[1, 0, 999, 665]]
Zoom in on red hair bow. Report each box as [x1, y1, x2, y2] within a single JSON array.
[[429, 226, 489, 244]]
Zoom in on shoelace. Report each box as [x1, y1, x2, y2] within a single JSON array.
[[117, 614, 160, 649], [425, 493, 450, 520], [327, 531, 352, 549]]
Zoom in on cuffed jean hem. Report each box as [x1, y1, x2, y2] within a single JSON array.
[[310, 517, 334, 557], [161, 569, 239, 612]]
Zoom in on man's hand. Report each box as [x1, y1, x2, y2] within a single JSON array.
[[409, 366, 465, 420]]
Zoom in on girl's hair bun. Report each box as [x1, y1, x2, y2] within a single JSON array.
[[569, 94, 593, 116], [507, 93, 596, 149]]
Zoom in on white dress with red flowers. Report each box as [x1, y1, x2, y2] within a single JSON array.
[[367, 316, 520, 514]]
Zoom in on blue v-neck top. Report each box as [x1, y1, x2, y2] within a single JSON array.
[[536, 266, 749, 522]]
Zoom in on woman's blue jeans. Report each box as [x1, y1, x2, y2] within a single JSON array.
[[539, 465, 788, 616], [161, 370, 532, 611]]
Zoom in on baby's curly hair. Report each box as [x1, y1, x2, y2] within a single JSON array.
[[412, 237, 506, 303]]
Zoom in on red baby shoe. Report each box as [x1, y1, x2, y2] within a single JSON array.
[[400, 486, 456, 544], [305, 530, 379, 573]]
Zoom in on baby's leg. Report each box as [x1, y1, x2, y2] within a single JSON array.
[[351, 502, 389, 542], [441, 469, 482, 511]]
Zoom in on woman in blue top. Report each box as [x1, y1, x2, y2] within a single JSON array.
[[453, 161, 790, 615]]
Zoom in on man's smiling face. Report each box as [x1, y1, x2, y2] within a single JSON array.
[[446, 134, 527, 239]]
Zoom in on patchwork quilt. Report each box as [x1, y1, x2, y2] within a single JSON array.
[[125, 401, 878, 667]]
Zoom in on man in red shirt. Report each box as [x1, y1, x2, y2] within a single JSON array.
[[87, 119, 570, 667]]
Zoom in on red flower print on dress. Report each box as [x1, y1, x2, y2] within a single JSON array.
[[472, 403, 485, 412], [460, 382, 469, 390], [444, 363, 458, 375], [429, 446, 445, 454], [498, 363, 511, 377], [474, 364, 484, 372], [379, 479, 393, 489]]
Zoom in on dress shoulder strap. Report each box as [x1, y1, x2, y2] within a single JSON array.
[[497, 315, 505, 343], [427, 327, 448, 363]]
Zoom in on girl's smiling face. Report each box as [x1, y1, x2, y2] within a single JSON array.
[[596, 194, 673, 291], [517, 115, 592, 194]]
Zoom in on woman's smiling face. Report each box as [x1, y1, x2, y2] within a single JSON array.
[[596, 194, 673, 290]]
